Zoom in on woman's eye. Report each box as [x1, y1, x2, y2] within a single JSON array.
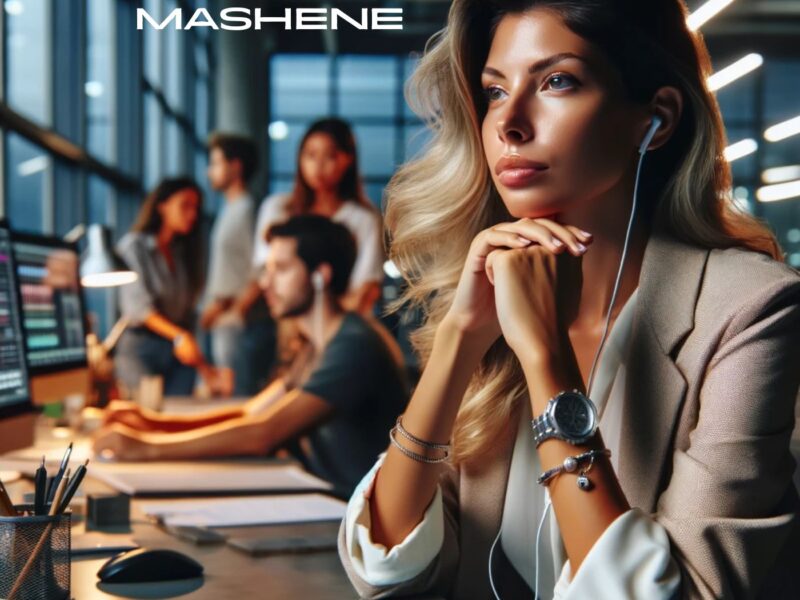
[[544, 73, 577, 91], [483, 86, 506, 102]]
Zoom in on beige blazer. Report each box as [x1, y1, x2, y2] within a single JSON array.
[[338, 232, 800, 599]]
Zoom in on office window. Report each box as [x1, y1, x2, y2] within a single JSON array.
[[88, 175, 113, 227], [143, 0, 162, 86], [269, 54, 428, 210], [5, 0, 51, 125], [144, 92, 164, 189], [337, 56, 397, 119], [86, 0, 116, 162], [271, 56, 332, 118], [164, 1, 186, 108], [5, 133, 50, 233]]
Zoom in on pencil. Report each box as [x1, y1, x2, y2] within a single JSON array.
[[48, 468, 71, 517], [46, 441, 73, 503]]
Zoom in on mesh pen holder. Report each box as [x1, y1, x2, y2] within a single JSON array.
[[0, 505, 71, 600]]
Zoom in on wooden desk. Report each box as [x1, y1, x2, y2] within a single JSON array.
[[1, 408, 363, 600]]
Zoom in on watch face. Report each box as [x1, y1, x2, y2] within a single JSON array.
[[553, 393, 595, 437]]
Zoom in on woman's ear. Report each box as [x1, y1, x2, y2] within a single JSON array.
[[642, 86, 684, 152]]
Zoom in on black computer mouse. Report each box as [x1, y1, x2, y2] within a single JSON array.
[[97, 548, 204, 584]]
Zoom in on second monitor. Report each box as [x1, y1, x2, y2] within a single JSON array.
[[12, 232, 89, 405]]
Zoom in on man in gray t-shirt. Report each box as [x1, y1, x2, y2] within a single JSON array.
[[95, 216, 408, 495]]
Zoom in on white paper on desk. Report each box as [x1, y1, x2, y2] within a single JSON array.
[[141, 493, 346, 528], [90, 463, 332, 496]]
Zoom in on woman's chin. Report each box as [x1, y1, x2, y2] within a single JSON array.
[[502, 197, 565, 221]]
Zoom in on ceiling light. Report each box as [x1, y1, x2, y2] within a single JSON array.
[[764, 115, 800, 143], [687, 0, 736, 31], [707, 54, 762, 92], [723, 139, 757, 162], [762, 165, 800, 184], [756, 179, 800, 203]]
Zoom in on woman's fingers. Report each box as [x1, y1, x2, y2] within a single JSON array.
[[471, 229, 533, 262], [492, 219, 592, 256], [491, 222, 567, 254]]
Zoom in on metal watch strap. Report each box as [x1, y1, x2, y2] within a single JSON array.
[[531, 412, 556, 447]]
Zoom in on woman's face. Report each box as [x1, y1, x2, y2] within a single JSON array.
[[480, 9, 643, 220], [299, 132, 353, 194], [158, 188, 200, 236]]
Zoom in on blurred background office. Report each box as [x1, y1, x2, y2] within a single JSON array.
[[0, 0, 798, 379]]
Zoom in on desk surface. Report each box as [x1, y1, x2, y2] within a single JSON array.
[[1, 402, 365, 600]]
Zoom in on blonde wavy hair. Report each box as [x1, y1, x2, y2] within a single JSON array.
[[385, 0, 781, 465]]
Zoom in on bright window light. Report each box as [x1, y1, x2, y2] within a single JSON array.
[[756, 179, 800, 203], [85, 81, 105, 98], [762, 165, 800, 184], [4, 1, 23, 16], [723, 139, 757, 162], [707, 54, 762, 91], [17, 155, 49, 177], [687, 0, 736, 31], [764, 115, 800, 143], [268, 121, 289, 141]]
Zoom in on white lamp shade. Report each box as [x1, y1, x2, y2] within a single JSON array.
[[80, 224, 138, 288]]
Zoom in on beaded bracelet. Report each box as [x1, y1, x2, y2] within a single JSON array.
[[537, 448, 611, 489]]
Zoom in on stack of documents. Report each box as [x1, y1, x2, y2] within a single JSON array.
[[141, 494, 347, 528], [90, 463, 332, 496]]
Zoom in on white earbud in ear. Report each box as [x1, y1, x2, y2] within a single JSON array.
[[639, 115, 663, 155], [312, 271, 324, 291]]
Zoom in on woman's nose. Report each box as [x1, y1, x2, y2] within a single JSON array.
[[495, 96, 533, 145]]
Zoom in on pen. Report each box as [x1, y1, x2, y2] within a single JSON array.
[[48, 468, 71, 517], [34, 456, 47, 516], [0, 478, 16, 516], [46, 442, 73, 503], [57, 459, 89, 515]]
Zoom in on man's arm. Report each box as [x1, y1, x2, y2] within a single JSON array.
[[94, 389, 335, 461]]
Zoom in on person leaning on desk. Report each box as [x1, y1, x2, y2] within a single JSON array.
[[93, 215, 409, 495]]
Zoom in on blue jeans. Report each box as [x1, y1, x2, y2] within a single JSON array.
[[115, 328, 196, 396]]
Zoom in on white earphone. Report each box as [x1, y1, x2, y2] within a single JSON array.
[[639, 115, 663, 155], [312, 270, 325, 291]]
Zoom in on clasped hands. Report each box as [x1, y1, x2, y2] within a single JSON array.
[[444, 217, 591, 365]]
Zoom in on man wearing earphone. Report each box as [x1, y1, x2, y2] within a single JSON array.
[[94, 216, 409, 496]]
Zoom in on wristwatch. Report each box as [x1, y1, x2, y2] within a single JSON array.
[[531, 390, 598, 447]]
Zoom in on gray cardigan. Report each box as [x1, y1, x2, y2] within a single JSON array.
[[338, 231, 800, 599]]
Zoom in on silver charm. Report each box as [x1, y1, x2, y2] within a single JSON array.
[[577, 473, 593, 490]]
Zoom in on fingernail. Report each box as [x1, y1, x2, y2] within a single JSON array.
[[517, 236, 532, 245], [576, 243, 587, 253], [579, 230, 593, 238], [551, 238, 564, 247]]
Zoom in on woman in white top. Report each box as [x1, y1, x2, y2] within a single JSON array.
[[338, 1, 800, 599], [252, 118, 385, 314]]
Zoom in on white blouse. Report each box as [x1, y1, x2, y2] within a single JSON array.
[[343, 287, 683, 598]]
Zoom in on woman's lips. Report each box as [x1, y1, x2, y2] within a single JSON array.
[[497, 167, 547, 188], [494, 155, 549, 188]]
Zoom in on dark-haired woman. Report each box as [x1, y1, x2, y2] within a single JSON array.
[[115, 177, 208, 396], [252, 118, 385, 314]]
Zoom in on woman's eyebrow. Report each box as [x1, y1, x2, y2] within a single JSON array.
[[482, 52, 588, 80]]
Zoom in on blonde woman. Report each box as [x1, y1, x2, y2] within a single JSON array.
[[338, 1, 800, 599]]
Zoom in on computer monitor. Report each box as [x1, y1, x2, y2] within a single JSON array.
[[11, 232, 90, 405], [0, 221, 35, 453]]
